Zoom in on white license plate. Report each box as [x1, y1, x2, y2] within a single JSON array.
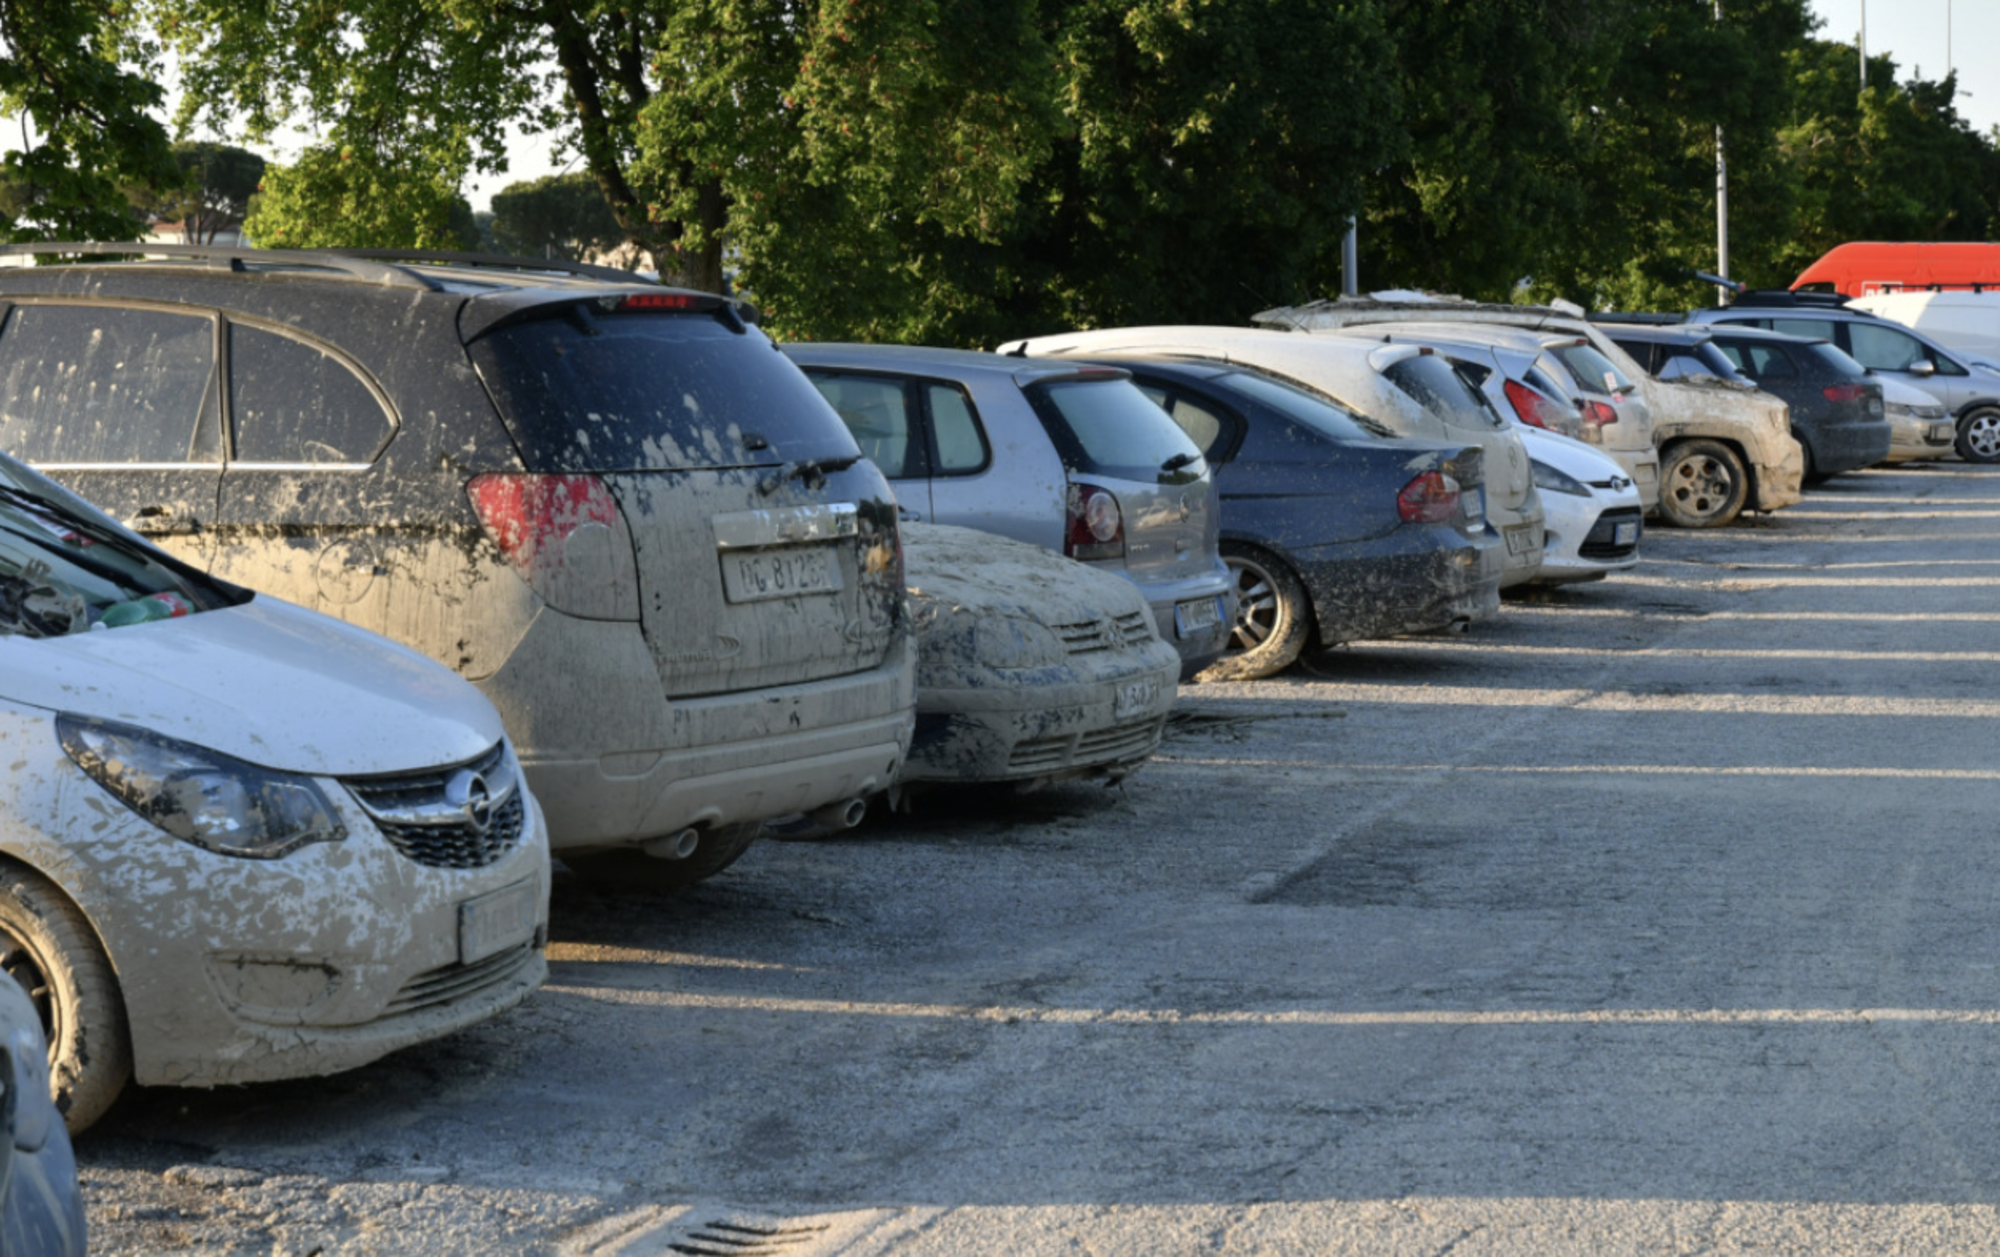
[[721, 546, 842, 603], [1174, 596, 1223, 638], [459, 878, 538, 965], [1504, 524, 1538, 556], [1931, 422, 1956, 442], [1113, 677, 1161, 719], [1614, 521, 1640, 546]]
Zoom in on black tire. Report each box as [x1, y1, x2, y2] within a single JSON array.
[[1800, 440, 1828, 486], [560, 822, 761, 890], [1656, 439, 1750, 528], [0, 865, 130, 1134], [1198, 547, 1312, 682], [1957, 406, 2000, 464]]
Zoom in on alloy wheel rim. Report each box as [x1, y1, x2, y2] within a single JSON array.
[[1228, 557, 1281, 650]]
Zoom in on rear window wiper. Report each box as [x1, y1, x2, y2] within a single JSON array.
[[759, 453, 862, 495], [1161, 452, 1201, 473]]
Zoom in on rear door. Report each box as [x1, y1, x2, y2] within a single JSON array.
[[0, 302, 222, 571]]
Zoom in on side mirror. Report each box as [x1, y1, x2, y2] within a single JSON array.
[[1910, 360, 1938, 377]]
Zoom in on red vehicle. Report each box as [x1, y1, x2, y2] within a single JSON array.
[[1793, 242, 2000, 298]]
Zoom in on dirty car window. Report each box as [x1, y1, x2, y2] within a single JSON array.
[[1216, 369, 1386, 442], [1382, 355, 1506, 432], [230, 325, 395, 464], [0, 305, 214, 465], [1026, 379, 1206, 484], [470, 312, 858, 472]]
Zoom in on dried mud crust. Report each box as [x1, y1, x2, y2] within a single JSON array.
[[1656, 439, 1749, 528], [0, 863, 131, 1133]]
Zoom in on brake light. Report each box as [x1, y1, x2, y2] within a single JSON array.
[[1064, 483, 1125, 560], [1823, 383, 1868, 402], [1504, 378, 1567, 430], [1398, 471, 1461, 524], [466, 473, 640, 620], [1583, 399, 1618, 427], [616, 293, 704, 311]]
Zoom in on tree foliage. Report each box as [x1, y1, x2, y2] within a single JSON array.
[[244, 143, 478, 250], [128, 140, 265, 242], [490, 171, 625, 262], [0, 0, 178, 240]]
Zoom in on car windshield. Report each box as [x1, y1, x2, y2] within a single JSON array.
[[1217, 369, 1394, 441], [0, 456, 226, 639], [469, 308, 860, 472], [1026, 377, 1207, 484], [1546, 342, 1635, 395], [1381, 355, 1507, 431]]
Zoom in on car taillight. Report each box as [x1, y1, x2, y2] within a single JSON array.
[[1504, 379, 1567, 430], [466, 473, 641, 620], [1064, 483, 1124, 560], [1398, 471, 1461, 524], [1823, 383, 1867, 402], [1583, 399, 1618, 427]]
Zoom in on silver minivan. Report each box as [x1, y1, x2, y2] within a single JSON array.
[[781, 344, 1233, 677]]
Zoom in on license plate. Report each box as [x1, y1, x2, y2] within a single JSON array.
[[459, 879, 538, 965], [1460, 485, 1485, 525], [1113, 677, 1161, 719], [1174, 596, 1223, 638], [1504, 524, 1538, 556], [1931, 422, 1955, 442], [721, 545, 842, 603], [1614, 521, 1640, 546]]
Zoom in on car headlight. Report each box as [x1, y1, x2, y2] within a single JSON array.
[[57, 715, 346, 858], [1531, 459, 1591, 497], [971, 617, 1068, 670]]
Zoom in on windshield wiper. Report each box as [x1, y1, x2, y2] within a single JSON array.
[[759, 453, 862, 495], [1161, 452, 1200, 473]]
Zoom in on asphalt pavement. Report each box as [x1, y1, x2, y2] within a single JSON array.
[[79, 461, 2000, 1255]]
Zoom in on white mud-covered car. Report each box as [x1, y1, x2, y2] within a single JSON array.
[[901, 525, 1179, 788], [1518, 426, 1643, 584], [0, 454, 549, 1132]]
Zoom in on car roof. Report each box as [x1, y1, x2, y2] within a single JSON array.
[[1346, 320, 1572, 355], [1601, 324, 1716, 347], [1688, 323, 1831, 346], [778, 341, 1120, 384]]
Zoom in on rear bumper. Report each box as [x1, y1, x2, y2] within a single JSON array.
[[1126, 559, 1235, 677], [1293, 529, 1501, 643], [903, 641, 1180, 784], [1799, 419, 1894, 476], [515, 636, 917, 850], [1884, 414, 1955, 462], [1491, 500, 1548, 589]]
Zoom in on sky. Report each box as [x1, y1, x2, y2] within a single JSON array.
[[1807, 0, 2000, 135]]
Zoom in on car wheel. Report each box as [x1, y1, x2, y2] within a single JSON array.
[[560, 822, 762, 891], [1956, 407, 2000, 463], [1198, 547, 1311, 682], [1656, 439, 1749, 528], [1800, 441, 1828, 486], [0, 865, 129, 1134]]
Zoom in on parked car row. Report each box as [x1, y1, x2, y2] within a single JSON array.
[[0, 244, 1956, 1219]]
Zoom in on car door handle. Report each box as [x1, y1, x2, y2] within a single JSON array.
[[127, 506, 200, 536], [897, 506, 924, 522]]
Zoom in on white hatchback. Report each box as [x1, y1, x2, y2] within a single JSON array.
[[0, 453, 549, 1132]]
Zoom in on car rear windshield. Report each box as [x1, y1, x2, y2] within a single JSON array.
[[1217, 369, 1394, 441], [1546, 342, 1635, 395], [0, 456, 233, 638], [468, 309, 859, 472], [1025, 377, 1207, 484], [1381, 355, 1507, 431]]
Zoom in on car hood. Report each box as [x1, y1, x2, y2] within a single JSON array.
[[0, 596, 501, 777]]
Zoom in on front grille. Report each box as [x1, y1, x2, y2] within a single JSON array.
[[343, 742, 527, 870], [385, 941, 539, 1015], [1053, 611, 1155, 654], [1007, 716, 1166, 775], [1580, 507, 1643, 559]]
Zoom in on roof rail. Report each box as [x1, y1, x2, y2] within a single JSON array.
[[334, 248, 655, 286], [1726, 288, 1851, 309], [0, 241, 440, 289], [1587, 312, 1680, 325]]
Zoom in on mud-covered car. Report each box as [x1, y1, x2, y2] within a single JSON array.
[[901, 524, 1179, 786], [0, 974, 83, 1254], [1024, 353, 1501, 680], [0, 244, 914, 889], [1518, 426, 1643, 584], [1256, 297, 1803, 529], [0, 451, 549, 1132], [782, 343, 1233, 678]]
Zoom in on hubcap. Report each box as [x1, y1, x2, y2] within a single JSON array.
[[1968, 415, 2000, 458], [1227, 557, 1282, 651], [1668, 456, 1731, 518]]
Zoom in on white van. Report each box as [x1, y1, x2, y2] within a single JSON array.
[[1848, 291, 2000, 365]]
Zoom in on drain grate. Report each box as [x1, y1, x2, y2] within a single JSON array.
[[668, 1220, 829, 1256]]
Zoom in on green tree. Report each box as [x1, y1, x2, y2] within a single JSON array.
[[0, 0, 178, 240], [244, 141, 474, 249], [490, 170, 626, 262], [128, 140, 265, 242]]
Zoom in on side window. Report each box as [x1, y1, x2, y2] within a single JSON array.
[[1743, 345, 1798, 379], [228, 325, 393, 464], [1713, 343, 1749, 371], [807, 372, 923, 478], [1166, 397, 1228, 459], [0, 304, 216, 465], [1847, 322, 1954, 374], [1657, 353, 1705, 380], [925, 383, 988, 474], [1770, 317, 1839, 340]]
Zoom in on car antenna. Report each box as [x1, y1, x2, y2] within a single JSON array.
[[1242, 280, 1311, 333]]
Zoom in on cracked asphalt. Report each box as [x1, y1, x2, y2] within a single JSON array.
[[76, 460, 2000, 1255]]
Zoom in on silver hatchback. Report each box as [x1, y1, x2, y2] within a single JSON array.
[[782, 344, 1233, 677]]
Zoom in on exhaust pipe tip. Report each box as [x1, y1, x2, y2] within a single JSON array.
[[642, 827, 702, 861], [809, 796, 871, 832]]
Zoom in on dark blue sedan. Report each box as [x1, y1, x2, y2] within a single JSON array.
[[1081, 356, 1504, 680]]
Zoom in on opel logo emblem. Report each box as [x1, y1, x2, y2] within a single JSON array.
[[445, 769, 494, 834]]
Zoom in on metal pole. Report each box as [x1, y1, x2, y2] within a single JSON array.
[[1859, 0, 1866, 89], [1341, 216, 1358, 298], [1715, 0, 1729, 303]]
